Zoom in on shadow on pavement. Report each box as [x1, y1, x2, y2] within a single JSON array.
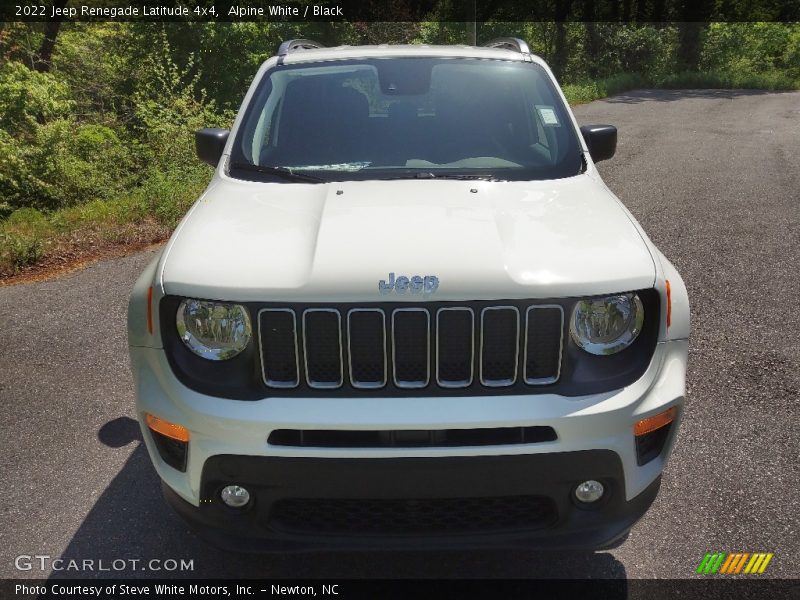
[[98, 416, 143, 448], [51, 418, 628, 580], [605, 88, 778, 104]]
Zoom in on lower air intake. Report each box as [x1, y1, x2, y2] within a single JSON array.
[[268, 426, 557, 448], [269, 495, 557, 535]]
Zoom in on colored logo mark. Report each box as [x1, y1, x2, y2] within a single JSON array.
[[696, 553, 774, 574]]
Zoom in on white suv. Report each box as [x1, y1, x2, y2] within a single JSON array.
[[128, 39, 689, 551]]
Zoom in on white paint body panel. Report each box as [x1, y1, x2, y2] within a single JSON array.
[[160, 176, 656, 302], [128, 44, 691, 528], [131, 339, 687, 506]]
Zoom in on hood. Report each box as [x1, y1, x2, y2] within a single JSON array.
[[160, 175, 655, 302]]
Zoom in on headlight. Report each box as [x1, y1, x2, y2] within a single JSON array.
[[570, 293, 644, 355], [176, 299, 252, 360]]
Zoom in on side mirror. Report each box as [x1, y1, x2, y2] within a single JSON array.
[[195, 128, 229, 166], [580, 125, 617, 163]]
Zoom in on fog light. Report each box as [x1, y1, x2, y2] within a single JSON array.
[[220, 485, 250, 508], [575, 480, 604, 503]]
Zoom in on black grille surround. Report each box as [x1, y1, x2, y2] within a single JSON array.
[[160, 290, 660, 400]]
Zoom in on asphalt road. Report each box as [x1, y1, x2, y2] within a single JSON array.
[[1, 90, 798, 580]]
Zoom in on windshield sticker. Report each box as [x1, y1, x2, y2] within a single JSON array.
[[536, 105, 560, 127]]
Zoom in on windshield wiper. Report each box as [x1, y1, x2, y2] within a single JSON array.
[[229, 162, 326, 183], [379, 172, 502, 181]]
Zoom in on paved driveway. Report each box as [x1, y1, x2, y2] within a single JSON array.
[[1, 90, 798, 579]]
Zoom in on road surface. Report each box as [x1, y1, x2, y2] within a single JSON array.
[[1, 89, 798, 579]]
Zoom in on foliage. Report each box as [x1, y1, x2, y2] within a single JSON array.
[[607, 25, 677, 80], [32, 121, 135, 207], [0, 61, 73, 137], [701, 22, 800, 80], [657, 70, 799, 91], [562, 73, 649, 105], [0, 129, 48, 215], [132, 29, 230, 174], [0, 22, 45, 68], [0, 20, 798, 276], [50, 23, 137, 124]]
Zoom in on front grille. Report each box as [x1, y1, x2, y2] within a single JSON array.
[[301, 309, 343, 388], [258, 302, 564, 394], [268, 495, 557, 535], [392, 309, 429, 387], [347, 309, 387, 388], [259, 309, 299, 388], [436, 307, 474, 387], [524, 306, 565, 384], [480, 307, 520, 386]]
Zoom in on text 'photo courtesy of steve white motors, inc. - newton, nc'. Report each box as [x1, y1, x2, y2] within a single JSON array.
[[25, 3, 345, 18], [15, 583, 337, 597]]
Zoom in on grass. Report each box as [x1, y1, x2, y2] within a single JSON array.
[[0, 170, 208, 279], [562, 73, 649, 104], [2, 68, 798, 280], [656, 70, 800, 91], [562, 69, 799, 104]]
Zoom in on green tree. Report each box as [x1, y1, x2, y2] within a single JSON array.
[[0, 61, 73, 138]]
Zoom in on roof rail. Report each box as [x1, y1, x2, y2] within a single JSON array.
[[277, 39, 326, 57], [482, 38, 531, 55]]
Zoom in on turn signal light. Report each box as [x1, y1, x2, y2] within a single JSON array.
[[145, 413, 190, 442], [147, 286, 154, 335], [665, 280, 672, 328], [634, 406, 677, 437]]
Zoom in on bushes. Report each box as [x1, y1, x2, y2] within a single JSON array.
[[0, 208, 48, 272], [0, 232, 44, 271], [129, 30, 230, 226], [128, 168, 209, 228], [0, 61, 73, 137], [32, 121, 136, 208], [0, 27, 223, 218], [1, 119, 137, 212], [701, 23, 800, 84], [612, 25, 677, 81], [133, 38, 224, 175], [562, 73, 648, 104], [0, 129, 48, 216], [0, 26, 227, 276], [0, 173, 206, 276], [658, 70, 799, 91], [0, 59, 139, 213], [1, 21, 799, 277]]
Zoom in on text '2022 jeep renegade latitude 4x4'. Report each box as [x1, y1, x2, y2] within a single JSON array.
[[128, 39, 689, 551]]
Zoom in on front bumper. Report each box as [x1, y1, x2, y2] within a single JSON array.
[[164, 452, 662, 552], [130, 339, 687, 550]]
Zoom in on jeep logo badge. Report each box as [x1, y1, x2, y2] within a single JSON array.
[[379, 272, 439, 295]]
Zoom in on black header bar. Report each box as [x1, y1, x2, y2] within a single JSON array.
[[3, 578, 800, 600], [3, 0, 800, 23]]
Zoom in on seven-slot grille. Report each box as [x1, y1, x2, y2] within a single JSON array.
[[258, 304, 564, 393]]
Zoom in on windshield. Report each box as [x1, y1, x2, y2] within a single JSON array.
[[230, 57, 583, 182]]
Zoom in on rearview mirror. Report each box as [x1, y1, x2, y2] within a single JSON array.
[[195, 128, 229, 167], [580, 125, 617, 163]]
